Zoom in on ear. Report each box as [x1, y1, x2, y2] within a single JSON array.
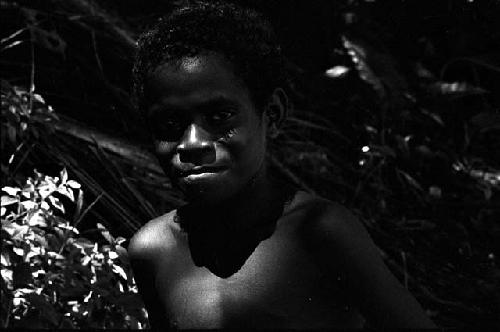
[[264, 88, 288, 138]]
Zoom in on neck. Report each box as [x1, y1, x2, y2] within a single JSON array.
[[178, 165, 296, 277], [181, 164, 294, 232]]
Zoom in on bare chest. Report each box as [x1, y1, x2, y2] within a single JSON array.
[[154, 225, 364, 329]]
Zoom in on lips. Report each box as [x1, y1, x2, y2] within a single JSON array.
[[177, 165, 227, 177]]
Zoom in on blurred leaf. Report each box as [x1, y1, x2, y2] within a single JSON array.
[[369, 145, 396, 158], [415, 145, 434, 159], [74, 237, 95, 251], [1, 196, 18, 206], [2, 187, 20, 196], [97, 223, 114, 244], [29, 26, 67, 56], [325, 65, 350, 78], [112, 265, 127, 281], [342, 35, 385, 98], [420, 109, 445, 127], [342, 33, 408, 102], [67, 180, 81, 189], [428, 186, 442, 199], [48, 196, 65, 213], [470, 112, 500, 132], [428, 81, 488, 98], [397, 169, 423, 192], [59, 318, 75, 328], [57, 185, 74, 202]]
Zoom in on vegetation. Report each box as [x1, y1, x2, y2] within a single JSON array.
[[1, 168, 149, 328], [1, 84, 149, 328], [1, 0, 499, 329]]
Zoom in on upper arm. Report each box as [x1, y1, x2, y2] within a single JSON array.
[[307, 203, 436, 328], [128, 219, 172, 328]]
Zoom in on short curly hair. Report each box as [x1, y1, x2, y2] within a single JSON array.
[[132, 0, 286, 113]]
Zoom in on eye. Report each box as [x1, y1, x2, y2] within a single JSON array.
[[209, 110, 235, 123], [148, 116, 184, 140]]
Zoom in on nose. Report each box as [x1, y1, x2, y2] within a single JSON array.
[[177, 123, 216, 165]]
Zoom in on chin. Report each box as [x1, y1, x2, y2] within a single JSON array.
[[177, 180, 234, 206], [183, 188, 232, 206]]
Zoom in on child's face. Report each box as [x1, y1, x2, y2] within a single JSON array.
[[144, 54, 268, 204]]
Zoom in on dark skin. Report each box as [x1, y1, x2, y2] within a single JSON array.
[[128, 53, 437, 329]]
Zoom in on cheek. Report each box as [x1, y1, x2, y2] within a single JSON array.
[[221, 126, 266, 168]]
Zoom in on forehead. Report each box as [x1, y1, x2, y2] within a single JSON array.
[[144, 54, 254, 112]]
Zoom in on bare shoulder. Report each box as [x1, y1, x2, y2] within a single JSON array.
[[286, 191, 379, 268], [128, 210, 182, 328], [127, 209, 182, 263], [288, 192, 378, 284], [286, 190, 364, 238], [289, 192, 436, 328], [308, 195, 368, 243]]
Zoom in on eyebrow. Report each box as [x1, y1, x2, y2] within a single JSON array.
[[194, 96, 241, 112], [148, 96, 242, 117]]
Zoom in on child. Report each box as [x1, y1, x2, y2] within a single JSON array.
[[128, 1, 436, 329]]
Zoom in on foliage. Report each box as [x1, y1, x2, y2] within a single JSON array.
[[1, 79, 178, 238], [1, 168, 149, 328], [1, 80, 58, 178], [1, 83, 150, 328]]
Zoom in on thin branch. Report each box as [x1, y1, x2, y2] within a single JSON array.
[[90, 29, 104, 75], [28, 26, 35, 112], [64, 0, 136, 50], [74, 192, 103, 227]]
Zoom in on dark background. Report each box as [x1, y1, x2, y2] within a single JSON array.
[[2, 0, 499, 328]]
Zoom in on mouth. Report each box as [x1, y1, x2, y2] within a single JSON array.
[[178, 166, 227, 178]]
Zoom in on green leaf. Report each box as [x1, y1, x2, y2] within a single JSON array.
[[6, 224, 30, 240], [74, 238, 95, 251], [97, 223, 114, 244], [28, 211, 47, 227], [60, 168, 68, 184], [1, 195, 18, 206], [112, 265, 127, 281], [20, 200, 37, 210], [48, 196, 65, 213], [66, 180, 81, 189], [57, 185, 74, 202], [1, 251, 12, 266], [2, 187, 20, 196], [115, 244, 129, 265]]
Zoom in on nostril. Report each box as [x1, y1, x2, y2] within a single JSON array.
[[178, 143, 216, 164]]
